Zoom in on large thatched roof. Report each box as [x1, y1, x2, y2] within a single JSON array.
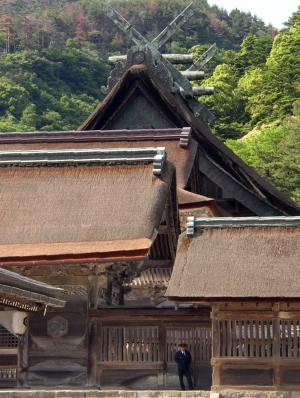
[[79, 65, 300, 216]]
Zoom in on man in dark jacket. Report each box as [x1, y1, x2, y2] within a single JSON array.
[[175, 343, 193, 390]]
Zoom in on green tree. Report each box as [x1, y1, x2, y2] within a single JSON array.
[[232, 33, 273, 75], [0, 76, 29, 118], [227, 100, 300, 203], [199, 64, 244, 139], [20, 104, 38, 130]]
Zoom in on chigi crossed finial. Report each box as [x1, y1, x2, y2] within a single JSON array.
[[104, 2, 216, 116]]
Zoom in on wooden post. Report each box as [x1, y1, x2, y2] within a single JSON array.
[[272, 303, 280, 388], [211, 305, 220, 389], [158, 323, 166, 388], [17, 327, 28, 387], [87, 319, 98, 387]]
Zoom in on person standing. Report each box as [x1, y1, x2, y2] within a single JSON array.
[[175, 343, 194, 390]]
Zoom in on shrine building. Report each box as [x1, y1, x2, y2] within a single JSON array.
[[0, 3, 299, 392]]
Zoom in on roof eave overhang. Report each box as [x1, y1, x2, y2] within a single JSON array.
[[167, 296, 300, 304], [0, 284, 66, 309], [0, 239, 152, 266]]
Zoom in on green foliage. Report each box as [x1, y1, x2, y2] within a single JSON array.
[[233, 33, 273, 75], [197, 64, 244, 139], [227, 101, 300, 203], [196, 7, 300, 202], [0, 0, 274, 54], [0, 44, 108, 130]]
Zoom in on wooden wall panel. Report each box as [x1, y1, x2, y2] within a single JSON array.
[[220, 368, 273, 386]]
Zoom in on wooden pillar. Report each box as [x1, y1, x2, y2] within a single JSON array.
[[87, 319, 98, 387], [17, 327, 28, 387], [272, 303, 280, 388], [211, 305, 220, 389], [158, 323, 166, 387]]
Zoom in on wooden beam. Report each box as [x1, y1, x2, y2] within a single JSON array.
[[108, 54, 194, 64], [89, 307, 211, 321], [198, 151, 282, 216]]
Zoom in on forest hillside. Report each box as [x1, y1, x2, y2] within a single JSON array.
[[0, 0, 299, 202]]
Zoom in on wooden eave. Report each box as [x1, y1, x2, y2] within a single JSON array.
[[0, 238, 153, 266], [167, 296, 300, 304], [0, 284, 65, 309], [89, 307, 211, 320]]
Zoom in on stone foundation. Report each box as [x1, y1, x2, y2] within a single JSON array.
[[0, 390, 210, 398], [0, 391, 298, 398]]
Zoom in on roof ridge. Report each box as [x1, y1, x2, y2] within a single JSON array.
[[0, 147, 167, 176], [186, 216, 300, 236], [0, 127, 192, 147]]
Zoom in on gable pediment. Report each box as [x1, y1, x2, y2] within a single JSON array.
[[103, 85, 174, 130]]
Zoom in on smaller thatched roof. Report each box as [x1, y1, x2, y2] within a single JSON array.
[[167, 217, 300, 300], [0, 268, 65, 310], [0, 147, 174, 263]]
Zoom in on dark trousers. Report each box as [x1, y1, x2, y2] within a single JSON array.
[[178, 368, 193, 390]]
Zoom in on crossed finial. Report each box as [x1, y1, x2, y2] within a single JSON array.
[[106, 2, 216, 101]]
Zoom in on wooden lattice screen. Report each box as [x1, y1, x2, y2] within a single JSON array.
[[100, 326, 159, 362], [99, 325, 211, 363], [280, 319, 300, 358], [217, 319, 274, 358], [0, 326, 18, 386], [216, 319, 300, 359], [166, 327, 211, 362], [0, 326, 18, 348]]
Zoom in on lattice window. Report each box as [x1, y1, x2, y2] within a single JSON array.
[[100, 326, 159, 362], [166, 327, 211, 363], [217, 319, 274, 358], [280, 320, 300, 358], [0, 367, 16, 380], [0, 326, 18, 349]]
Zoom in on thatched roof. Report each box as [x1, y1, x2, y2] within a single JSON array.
[[0, 128, 197, 190], [177, 188, 214, 207], [177, 189, 222, 222], [79, 65, 300, 216], [0, 268, 65, 310], [166, 217, 300, 300], [0, 147, 174, 263]]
